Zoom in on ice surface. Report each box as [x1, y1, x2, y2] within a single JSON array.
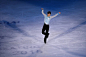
[[0, 0, 86, 57]]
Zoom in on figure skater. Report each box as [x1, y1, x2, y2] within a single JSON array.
[[41, 8, 61, 44]]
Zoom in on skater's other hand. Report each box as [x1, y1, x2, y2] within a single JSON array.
[[41, 8, 43, 10], [59, 12, 61, 14]]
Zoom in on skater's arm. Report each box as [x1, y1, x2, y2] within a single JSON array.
[[41, 8, 46, 16], [50, 12, 61, 19]]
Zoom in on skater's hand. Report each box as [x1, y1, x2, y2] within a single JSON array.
[[41, 8, 43, 10], [59, 12, 61, 14]]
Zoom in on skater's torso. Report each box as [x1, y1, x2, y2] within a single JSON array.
[[42, 10, 59, 25], [44, 15, 51, 25]]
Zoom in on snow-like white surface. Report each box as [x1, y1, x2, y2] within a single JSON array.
[[0, 0, 86, 57]]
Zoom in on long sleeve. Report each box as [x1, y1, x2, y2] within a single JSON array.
[[50, 13, 59, 19], [42, 10, 46, 16]]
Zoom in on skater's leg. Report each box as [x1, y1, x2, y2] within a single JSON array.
[[42, 24, 46, 35], [44, 37, 46, 44], [44, 25, 49, 44], [44, 34, 49, 44], [44, 36, 48, 44], [45, 25, 49, 38]]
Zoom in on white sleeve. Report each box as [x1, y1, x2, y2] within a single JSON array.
[[42, 10, 46, 16], [50, 13, 59, 19]]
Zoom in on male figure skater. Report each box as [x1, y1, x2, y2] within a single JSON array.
[[41, 8, 61, 44]]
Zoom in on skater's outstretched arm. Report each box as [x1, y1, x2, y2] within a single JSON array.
[[41, 8, 46, 16], [50, 12, 61, 19]]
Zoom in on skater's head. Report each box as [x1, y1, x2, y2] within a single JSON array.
[[47, 11, 51, 16]]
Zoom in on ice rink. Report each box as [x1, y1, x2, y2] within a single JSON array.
[[0, 0, 86, 57]]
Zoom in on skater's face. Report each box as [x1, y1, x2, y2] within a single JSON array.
[[47, 13, 51, 17]]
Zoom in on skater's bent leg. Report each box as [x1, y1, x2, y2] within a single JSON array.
[[42, 24, 46, 35], [42, 29, 46, 35]]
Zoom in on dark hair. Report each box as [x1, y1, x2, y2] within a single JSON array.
[[47, 11, 51, 14]]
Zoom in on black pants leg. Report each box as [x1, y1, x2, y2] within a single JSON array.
[[42, 23, 49, 44], [42, 23, 49, 35]]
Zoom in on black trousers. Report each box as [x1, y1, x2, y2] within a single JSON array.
[[42, 23, 49, 43], [42, 23, 49, 35]]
